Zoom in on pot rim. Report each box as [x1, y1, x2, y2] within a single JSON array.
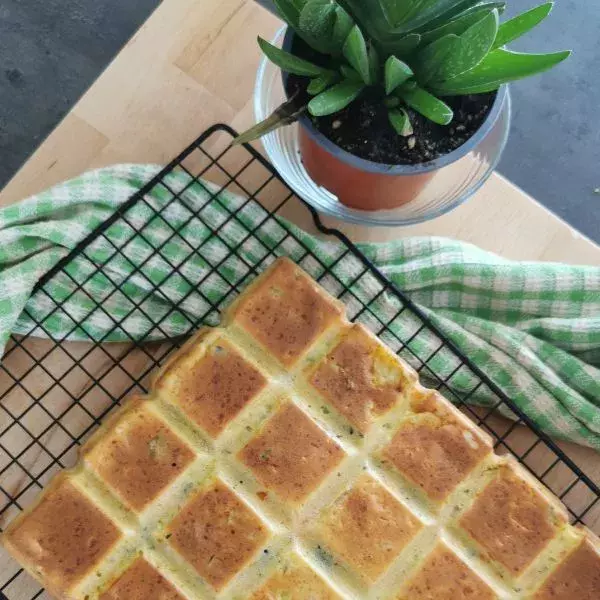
[[282, 27, 508, 176]]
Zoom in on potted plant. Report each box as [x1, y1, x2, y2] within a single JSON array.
[[236, 0, 569, 212]]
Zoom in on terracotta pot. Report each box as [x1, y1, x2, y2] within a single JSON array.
[[282, 28, 508, 212], [298, 129, 435, 210]]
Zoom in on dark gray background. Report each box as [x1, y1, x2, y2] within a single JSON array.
[[1, 0, 598, 241]]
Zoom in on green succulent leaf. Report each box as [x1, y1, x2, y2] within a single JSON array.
[[257, 37, 331, 76], [432, 48, 571, 94], [343, 25, 371, 84], [419, 5, 496, 45], [274, 0, 339, 54], [432, 8, 499, 81], [331, 6, 355, 54], [340, 64, 363, 81], [308, 80, 364, 116], [388, 107, 414, 136], [492, 2, 553, 50], [379, 0, 485, 32], [418, 0, 505, 32], [307, 72, 339, 95], [299, 0, 336, 41], [398, 84, 454, 124], [259, 0, 567, 133], [415, 34, 460, 84], [336, 1, 422, 52], [381, 34, 422, 55], [379, 0, 416, 27], [272, 0, 304, 28], [336, 0, 393, 41], [384, 56, 414, 94]]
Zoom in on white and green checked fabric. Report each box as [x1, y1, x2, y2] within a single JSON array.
[[1, 165, 599, 449]]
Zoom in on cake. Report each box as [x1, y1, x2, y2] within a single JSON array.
[[3, 257, 599, 599]]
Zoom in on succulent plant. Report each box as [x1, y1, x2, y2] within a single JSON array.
[[235, 0, 569, 144]]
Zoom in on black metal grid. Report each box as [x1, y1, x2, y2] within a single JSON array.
[[0, 123, 598, 599]]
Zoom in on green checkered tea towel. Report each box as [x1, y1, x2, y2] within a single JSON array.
[[1, 164, 599, 449]]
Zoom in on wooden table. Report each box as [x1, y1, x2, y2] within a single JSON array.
[[1, 0, 599, 573]]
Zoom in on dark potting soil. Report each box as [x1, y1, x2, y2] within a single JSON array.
[[285, 39, 495, 165]]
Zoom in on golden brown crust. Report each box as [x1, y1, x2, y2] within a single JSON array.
[[398, 543, 497, 600], [99, 557, 185, 600], [155, 336, 268, 436], [153, 327, 217, 384], [308, 324, 413, 432], [459, 463, 565, 575], [227, 257, 344, 367], [166, 480, 268, 590], [532, 537, 600, 599], [383, 391, 492, 502], [250, 555, 341, 599], [2, 476, 121, 597], [318, 475, 422, 581], [239, 402, 345, 503], [83, 400, 195, 512]]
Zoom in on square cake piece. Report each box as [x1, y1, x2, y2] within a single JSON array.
[[227, 257, 344, 367], [155, 332, 268, 437], [250, 552, 341, 599], [306, 323, 416, 433], [381, 390, 492, 503], [99, 558, 185, 600], [82, 398, 195, 512], [458, 461, 567, 576], [316, 475, 422, 582], [166, 480, 268, 590], [239, 401, 344, 503], [2, 257, 598, 600], [532, 537, 600, 599], [397, 542, 497, 599], [3, 475, 122, 598]]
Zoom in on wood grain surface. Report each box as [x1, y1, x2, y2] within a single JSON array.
[[0, 3, 598, 586]]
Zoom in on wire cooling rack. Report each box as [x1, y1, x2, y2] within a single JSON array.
[[1, 123, 599, 599]]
